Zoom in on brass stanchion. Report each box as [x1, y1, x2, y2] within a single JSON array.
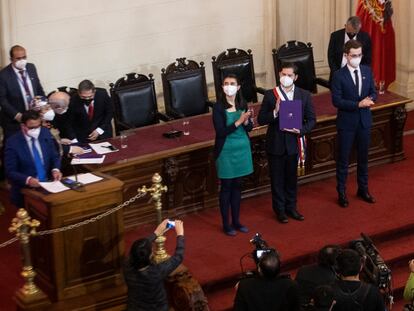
[[9, 209, 41, 295], [9, 208, 51, 310], [138, 173, 168, 264]]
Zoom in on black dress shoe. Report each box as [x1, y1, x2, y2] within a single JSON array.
[[357, 189, 376, 203], [338, 192, 349, 208], [276, 213, 289, 224], [287, 210, 305, 221]]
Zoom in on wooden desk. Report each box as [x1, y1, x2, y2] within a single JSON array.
[[87, 91, 411, 229], [22, 174, 126, 309]]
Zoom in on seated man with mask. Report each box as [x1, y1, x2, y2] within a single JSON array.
[[66, 80, 113, 143], [4, 110, 61, 207]]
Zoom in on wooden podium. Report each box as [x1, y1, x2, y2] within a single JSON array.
[[19, 174, 128, 310]]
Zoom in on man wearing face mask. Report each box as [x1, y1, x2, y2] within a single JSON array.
[[4, 110, 61, 207], [0, 45, 45, 138], [327, 16, 372, 81], [258, 62, 316, 224], [331, 40, 377, 208], [66, 80, 113, 143]]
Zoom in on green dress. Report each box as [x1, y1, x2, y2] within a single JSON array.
[[216, 110, 254, 179]]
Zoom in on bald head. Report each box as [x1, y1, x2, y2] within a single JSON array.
[[48, 91, 70, 114]]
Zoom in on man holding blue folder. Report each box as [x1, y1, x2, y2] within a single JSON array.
[[258, 62, 316, 224]]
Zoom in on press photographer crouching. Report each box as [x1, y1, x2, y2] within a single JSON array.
[[234, 247, 300, 311], [123, 219, 184, 311], [331, 249, 385, 311]]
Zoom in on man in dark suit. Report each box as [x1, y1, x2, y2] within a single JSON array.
[[4, 110, 61, 207], [258, 62, 316, 224], [331, 40, 377, 208], [328, 16, 372, 80], [0, 45, 45, 138], [66, 80, 113, 143]]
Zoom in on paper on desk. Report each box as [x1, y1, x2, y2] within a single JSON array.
[[66, 173, 103, 185], [39, 181, 69, 193], [71, 155, 105, 165], [89, 142, 118, 154]]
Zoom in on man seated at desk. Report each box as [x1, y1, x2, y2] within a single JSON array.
[[66, 80, 113, 143], [4, 110, 62, 207]]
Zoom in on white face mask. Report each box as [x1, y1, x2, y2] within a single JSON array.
[[349, 57, 362, 68], [43, 109, 55, 121], [223, 85, 238, 97], [27, 127, 41, 139], [14, 59, 27, 70], [280, 75, 294, 88], [55, 108, 67, 115]]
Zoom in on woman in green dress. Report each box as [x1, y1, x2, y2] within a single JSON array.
[[213, 74, 254, 236]]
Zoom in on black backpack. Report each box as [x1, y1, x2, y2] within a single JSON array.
[[332, 281, 371, 311]]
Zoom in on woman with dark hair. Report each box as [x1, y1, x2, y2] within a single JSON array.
[[123, 219, 184, 311], [213, 74, 254, 236]]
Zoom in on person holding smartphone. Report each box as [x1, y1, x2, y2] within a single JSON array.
[[213, 73, 253, 236], [123, 219, 184, 311]]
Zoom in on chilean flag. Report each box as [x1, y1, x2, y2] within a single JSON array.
[[356, 0, 396, 89]]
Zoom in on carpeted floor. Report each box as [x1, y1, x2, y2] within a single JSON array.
[[0, 110, 413, 310]]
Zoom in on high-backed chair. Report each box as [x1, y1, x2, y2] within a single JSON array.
[[212, 48, 265, 103], [161, 58, 213, 119], [272, 41, 330, 93], [110, 73, 170, 133]]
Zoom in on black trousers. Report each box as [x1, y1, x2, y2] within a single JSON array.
[[268, 153, 298, 215], [219, 178, 242, 231]]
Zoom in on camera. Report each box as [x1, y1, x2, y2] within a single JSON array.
[[350, 233, 391, 290], [250, 233, 275, 264]]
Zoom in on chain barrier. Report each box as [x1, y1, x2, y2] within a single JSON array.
[[0, 190, 146, 248]]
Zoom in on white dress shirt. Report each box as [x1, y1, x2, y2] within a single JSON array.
[[347, 64, 362, 96], [13, 66, 34, 110]]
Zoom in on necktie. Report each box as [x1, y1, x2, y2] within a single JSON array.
[[31, 137, 46, 182], [354, 69, 360, 96], [19, 70, 32, 107], [88, 103, 94, 121]]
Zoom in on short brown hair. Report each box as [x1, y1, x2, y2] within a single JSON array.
[[343, 40, 363, 54]]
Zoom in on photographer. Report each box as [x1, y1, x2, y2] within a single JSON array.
[[332, 249, 385, 311], [234, 251, 300, 311], [296, 245, 340, 306], [123, 219, 184, 311]]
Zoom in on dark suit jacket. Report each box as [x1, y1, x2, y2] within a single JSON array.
[[67, 88, 113, 143], [0, 63, 45, 137], [331, 65, 377, 130], [212, 100, 253, 160], [257, 87, 316, 156], [234, 275, 300, 311], [328, 29, 372, 74], [5, 127, 61, 207]]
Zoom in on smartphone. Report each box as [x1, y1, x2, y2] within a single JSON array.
[[61, 178, 77, 186], [166, 220, 175, 229], [103, 144, 119, 152]]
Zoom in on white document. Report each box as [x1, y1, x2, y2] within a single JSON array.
[[71, 155, 106, 165], [66, 173, 103, 185], [89, 142, 118, 154], [39, 181, 69, 193]]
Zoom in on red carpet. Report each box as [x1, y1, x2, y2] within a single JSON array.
[[0, 110, 413, 310]]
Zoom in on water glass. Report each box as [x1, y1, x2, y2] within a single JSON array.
[[182, 120, 190, 136], [120, 131, 128, 148], [379, 80, 385, 95]]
